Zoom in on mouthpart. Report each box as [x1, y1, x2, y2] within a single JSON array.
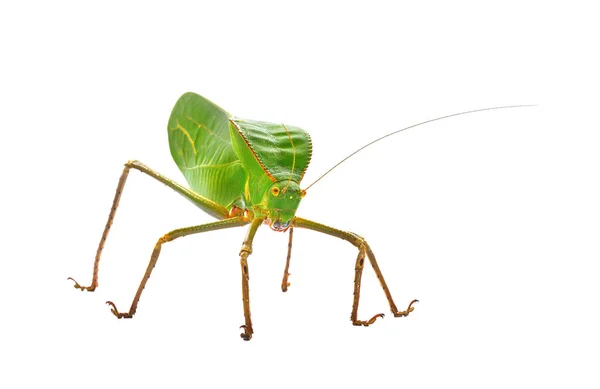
[[268, 219, 291, 232]]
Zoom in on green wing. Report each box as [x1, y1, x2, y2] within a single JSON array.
[[230, 119, 312, 183], [168, 92, 247, 209]]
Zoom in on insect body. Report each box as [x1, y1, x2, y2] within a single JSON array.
[[168, 93, 311, 231], [69, 92, 416, 340], [70, 92, 527, 340]]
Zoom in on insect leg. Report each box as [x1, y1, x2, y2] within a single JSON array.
[[363, 241, 418, 318], [68, 160, 230, 291], [239, 217, 265, 341], [281, 227, 293, 292], [106, 217, 248, 318], [349, 243, 384, 325], [292, 217, 417, 325]]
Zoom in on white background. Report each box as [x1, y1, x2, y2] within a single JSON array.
[[1, 1, 599, 388]]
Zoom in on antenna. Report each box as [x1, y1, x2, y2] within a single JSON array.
[[303, 105, 535, 191]]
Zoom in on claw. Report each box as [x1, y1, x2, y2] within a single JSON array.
[[394, 299, 419, 317], [67, 277, 96, 292], [106, 301, 119, 316], [239, 325, 253, 341], [368, 313, 385, 325], [353, 313, 385, 326], [106, 301, 132, 319]]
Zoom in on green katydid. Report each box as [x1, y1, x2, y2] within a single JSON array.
[[69, 92, 531, 340]]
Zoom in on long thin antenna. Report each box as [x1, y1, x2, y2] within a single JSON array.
[[303, 104, 535, 191]]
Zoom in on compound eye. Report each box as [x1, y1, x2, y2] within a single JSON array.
[[271, 187, 280, 197]]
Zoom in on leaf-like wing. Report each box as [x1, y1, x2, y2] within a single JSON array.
[[168, 93, 247, 209], [230, 119, 312, 183]]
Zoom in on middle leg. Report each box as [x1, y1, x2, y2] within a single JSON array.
[[107, 216, 248, 319]]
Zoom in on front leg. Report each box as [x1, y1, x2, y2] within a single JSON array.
[[239, 217, 265, 341], [292, 217, 417, 326], [281, 227, 293, 292]]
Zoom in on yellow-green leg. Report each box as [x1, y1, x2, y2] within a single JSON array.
[[292, 217, 418, 326], [239, 217, 265, 340], [106, 217, 248, 318], [68, 160, 231, 291]]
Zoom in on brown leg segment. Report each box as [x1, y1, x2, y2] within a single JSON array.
[[364, 242, 418, 318], [106, 217, 248, 318], [350, 243, 385, 326], [292, 217, 417, 326], [68, 165, 131, 292], [281, 227, 293, 292], [68, 160, 230, 292], [239, 217, 265, 341]]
